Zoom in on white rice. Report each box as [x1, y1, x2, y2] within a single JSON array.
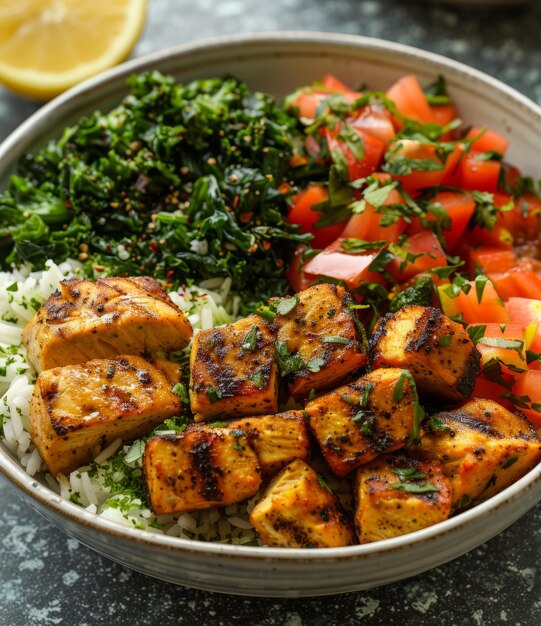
[[0, 260, 263, 544]]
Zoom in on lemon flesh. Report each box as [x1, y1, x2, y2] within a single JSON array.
[[0, 0, 147, 100]]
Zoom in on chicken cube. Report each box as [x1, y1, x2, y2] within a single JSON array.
[[369, 305, 480, 403], [250, 459, 355, 548], [272, 283, 367, 400], [412, 398, 541, 508], [143, 427, 261, 514], [227, 411, 310, 477], [189, 315, 279, 421], [23, 276, 192, 372], [30, 355, 182, 476], [354, 455, 452, 543], [305, 368, 421, 477]]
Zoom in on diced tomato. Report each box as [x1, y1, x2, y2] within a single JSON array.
[[512, 371, 541, 428], [466, 194, 516, 249], [410, 190, 475, 252], [458, 154, 502, 193], [290, 91, 328, 120], [489, 263, 541, 302], [469, 247, 516, 274], [341, 188, 407, 243], [287, 185, 346, 249], [372, 172, 392, 184], [499, 164, 522, 193], [391, 140, 463, 194], [431, 103, 458, 141], [386, 75, 435, 125], [285, 245, 316, 293], [349, 105, 396, 146], [321, 74, 357, 94], [506, 297, 541, 355], [303, 239, 385, 290], [497, 193, 541, 243], [289, 87, 359, 121], [439, 278, 509, 323], [389, 231, 447, 282], [466, 224, 513, 249], [469, 322, 528, 374], [471, 376, 513, 411], [466, 127, 509, 156], [325, 125, 385, 181]]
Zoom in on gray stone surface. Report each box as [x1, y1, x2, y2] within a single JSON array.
[[1, 0, 541, 624]]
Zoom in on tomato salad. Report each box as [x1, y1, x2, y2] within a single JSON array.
[[283, 72, 541, 429]]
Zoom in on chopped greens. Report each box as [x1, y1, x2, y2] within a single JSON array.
[[0, 72, 310, 312]]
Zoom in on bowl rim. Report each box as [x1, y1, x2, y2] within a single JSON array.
[[1, 30, 541, 562]]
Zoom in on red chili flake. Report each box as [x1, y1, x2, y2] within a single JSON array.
[[167, 269, 175, 279], [149, 241, 160, 253]]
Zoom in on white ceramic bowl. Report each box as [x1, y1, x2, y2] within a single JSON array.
[[1, 32, 540, 598]]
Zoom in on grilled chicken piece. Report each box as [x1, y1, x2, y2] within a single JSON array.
[[144, 427, 261, 514], [30, 355, 182, 476], [250, 459, 355, 548], [272, 283, 367, 400], [411, 398, 541, 508], [305, 368, 420, 477], [354, 455, 452, 543], [23, 276, 192, 372], [227, 411, 310, 477], [189, 315, 279, 422], [369, 305, 480, 404]]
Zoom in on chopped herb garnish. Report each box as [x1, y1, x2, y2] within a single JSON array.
[[241, 324, 259, 352], [423, 75, 451, 106], [390, 276, 434, 313], [275, 295, 299, 316], [206, 386, 224, 403], [275, 341, 305, 377], [393, 370, 425, 445], [502, 455, 519, 469], [475, 274, 489, 304], [437, 334, 453, 348], [392, 467, 426, 481], [172, 382, 189, 403], [251, 369, 267, 389], [317, 474, 334, 493], [477, 336, 524, 353], [321, 336, 349, 345], [467, 324, 486, 344], [456, 495, 472, 509], [428, 415, 450, 432], [391, 482, 440, 494]]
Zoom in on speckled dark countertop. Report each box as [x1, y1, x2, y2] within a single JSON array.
[[1, 1, 541, 624]]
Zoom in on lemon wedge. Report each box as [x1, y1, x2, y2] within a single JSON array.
[[0, 0, 147, 101]]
